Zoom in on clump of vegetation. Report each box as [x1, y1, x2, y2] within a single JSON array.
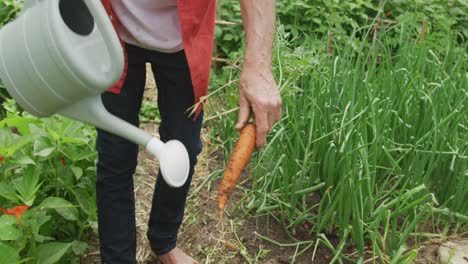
[[215, 0, 467, 59], [0, 0, 23, 119], [208, 5, 467, 261], [0, 100, 98, 262]]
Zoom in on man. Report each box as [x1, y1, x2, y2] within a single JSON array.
[[97, 0, 281, 263]]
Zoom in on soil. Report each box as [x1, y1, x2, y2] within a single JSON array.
[[414, 243, 440, 264]]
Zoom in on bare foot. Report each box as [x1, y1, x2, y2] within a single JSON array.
[[154, 247, 199, 264]]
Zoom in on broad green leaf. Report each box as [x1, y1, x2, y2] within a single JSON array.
[[61, 136, 89, 145], [46, 128, 60, 142], [71, 240, 88, 255], [15, 168, 42, 206], [56, 166, 75, 188], [0, 215, 17, 226], [57, 145, 76, 161], [63, 119, 85, 135], [36, 213, 52, 229], [0, 183, 18, 203], [0, 128, 33, 157], [71, 188, 90, 215], [39, 197, 78, 221], [71, 166, 83, 180], [35, 234, 55, 243], [223, 34, 233, 41], [28, 211, 52, 241], [88, 220, 98, 233], [33, 137, 55, 157], [0, 215, 21, 241], [0, 242, 19, 264], [37, 242, 71, 264], [76, 151, 96, 162], [0, 117, 41, 135], [34, 147, 55, 158], [28, 124, 47, 138], [59, 144, 95, 163], [13, 155, 36, 165], [0, 127, 13, 148], [43, 118, 89, 145]]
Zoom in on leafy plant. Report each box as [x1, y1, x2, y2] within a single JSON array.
[[0, 0, 23, 118], [140, 100, 161, 123], [214, 0, 467, 60], [0, 0, 22, 27], [0, 101, 97, 263]]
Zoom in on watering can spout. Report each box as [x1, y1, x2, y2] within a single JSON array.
[[57, 95, 190, 188], [57, 95, 153, 146]]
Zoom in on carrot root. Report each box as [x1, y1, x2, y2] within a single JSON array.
[[217, 124, 256, 212]]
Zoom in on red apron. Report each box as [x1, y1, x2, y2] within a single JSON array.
[[100, 0, 216, 118]]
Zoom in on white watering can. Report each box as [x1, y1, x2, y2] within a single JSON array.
[[0, 0, 189, 187]]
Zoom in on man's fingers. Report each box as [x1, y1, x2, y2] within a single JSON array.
[[272, 97, 282, 124], [268, 101, 281, 129], [253, 109, 269, 149], [252, 95, 282, 148], [265, 96, 282, 132], [268, 113, 276, 131], [235, 95, 251, 131]]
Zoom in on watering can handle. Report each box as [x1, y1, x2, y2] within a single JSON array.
[[81, 0, 125, 75], [83, 0, 125, 77]]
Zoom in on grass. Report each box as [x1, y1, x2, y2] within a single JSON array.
[[205, 24, 467, 262]]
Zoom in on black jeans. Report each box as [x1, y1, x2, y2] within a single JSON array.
[[95, 44, 203, 264]]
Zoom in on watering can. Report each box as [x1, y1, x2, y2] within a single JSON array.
[[0, 0, 189, 187]]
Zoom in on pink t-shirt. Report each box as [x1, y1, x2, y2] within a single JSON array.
[[110, 0, 183, 53]]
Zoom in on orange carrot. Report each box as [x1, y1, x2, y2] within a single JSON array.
[[217, 123, 256, 212]]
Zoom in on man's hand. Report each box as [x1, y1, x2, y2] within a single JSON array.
[[236, 65, 282, 149], [237, 0, 280, 149]]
